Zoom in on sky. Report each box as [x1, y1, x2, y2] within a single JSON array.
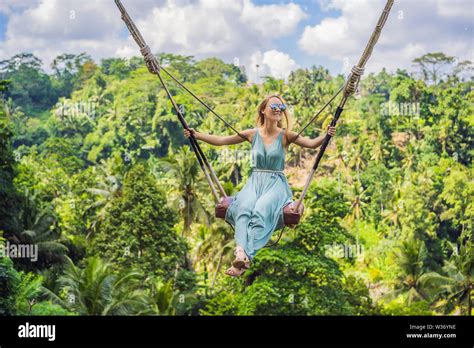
[[0, 0, 472, 82]]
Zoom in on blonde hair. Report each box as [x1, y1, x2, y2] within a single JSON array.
[[255, 94, 292, 144]]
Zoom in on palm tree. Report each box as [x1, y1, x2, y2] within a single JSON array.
[[381, 176, 404, 235], [422, 239, 473, 315], [11, 188, 68, 268], [15, 273, 43, 315], [369, 132, 389, 165], [152, 146, 210, 235], [147, 279, 177, 315], [381, 239, 432, 305], [213, 147, 251, 186], [346, 179, 368, 223], [43, 257, 148, 315], [84, 159, 122, 238], [347, 140, 366, 181], [192, 223, 235, 290], [262, 76, 284, 95], [401, 140, 416, 172]]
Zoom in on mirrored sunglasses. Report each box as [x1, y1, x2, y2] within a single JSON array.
[[269, 103, 286, 111]]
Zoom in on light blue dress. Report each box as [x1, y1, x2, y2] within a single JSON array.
[[225, 127, 293, 260]]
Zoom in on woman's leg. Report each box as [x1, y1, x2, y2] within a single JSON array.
[[233, 188, 258, 259], [246, 188, 283, 258]]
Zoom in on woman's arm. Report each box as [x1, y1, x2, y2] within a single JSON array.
[[183, 128, 255, 146], [285, 126, 336, 149]]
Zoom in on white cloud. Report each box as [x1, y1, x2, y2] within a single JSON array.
[[241, 0, 307, 38], [0, 0, 306, 82], [298, 0, 473, 75], [249, 49, 299, 81], [0, 0, 125, 67], [436, 0, 473, 18], [1, 0, 470, 82]]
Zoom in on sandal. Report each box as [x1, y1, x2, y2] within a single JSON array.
[[232, 247, 250, 269], [224, 266, 247, 277]]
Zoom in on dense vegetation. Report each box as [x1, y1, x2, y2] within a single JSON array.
[[0, 51, 472, 316]]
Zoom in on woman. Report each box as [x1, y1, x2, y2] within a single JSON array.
[[184, 95, 336, 277]]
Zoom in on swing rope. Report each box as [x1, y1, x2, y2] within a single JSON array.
[[115, 0, 225, 204], [159, 65, 249, 142], [293, 0, 394, 212], [115, 0, 395, 247]]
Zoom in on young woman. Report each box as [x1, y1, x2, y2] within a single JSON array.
[[184, 95, 336, 277]]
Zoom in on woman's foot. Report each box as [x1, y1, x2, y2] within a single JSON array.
[[232, 247, 250, 269], [224, 266, 246, 277]]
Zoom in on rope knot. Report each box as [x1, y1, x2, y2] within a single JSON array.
[[344, 65, 364, 97], [140, 45, 160, 74], [351, 65, 365, 76]]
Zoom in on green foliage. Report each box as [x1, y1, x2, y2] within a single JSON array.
[[43, 256, 148, 315], [421, 235, 473, 315], [295, 178, 352, 251], [152, 146, 210, 233], [201, 180, 376, 316], [0, 53, 56, 113], [51, 53, 93, 98], [1, 50, 472, 316], [8, 188, 69, 271], [0, 257, 20, 315], [412, 52, 456, 85], [91, 163, 195, 290], [201, 246, 375, 316], [381, 300, 434, 315], [0, 96, 21, 235], [0, 257, 71, 315], [101, 57, 142, 79], [39, 137, 85, 173]]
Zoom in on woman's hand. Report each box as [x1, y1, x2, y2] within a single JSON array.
[[183, 128, 196, 139], [327, 125, 336, 137]]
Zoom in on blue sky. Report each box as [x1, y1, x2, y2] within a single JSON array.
[[0, 0, 472, 81], [0, 13, 7, 41], [265, 0, 342, 73]]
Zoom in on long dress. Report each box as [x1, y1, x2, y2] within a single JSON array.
[[224, 127, 293, 260]]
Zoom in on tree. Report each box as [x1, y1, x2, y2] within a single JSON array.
[[439, 161, 473, 238], [158, 53, 202, 83], [0, 257, 20, 315], [153, 147, 210, 234], [381, 239, 432, 305], [91, 163, 194, 290], [346, 179, 368, 224], [196, 57, 246, 84], [412, 52, 455, 85], [423, 236, 473, 315], [201, 180, 376, 315], [0, 84, 21, 236], [427, 83, 473, 166], [51, 53, 92, 98], [39, 137, 85, 173], [43, 256, 148, 315], [0, 53, 55, 112], [8, 188, 68, 271], [147, 279, 177, 315], [84, 159, 123, 237], [0, 257, 69, 315], [101, 57, 142, 79]]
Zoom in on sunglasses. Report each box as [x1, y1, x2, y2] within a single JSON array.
[[268, 103, 287, 111]]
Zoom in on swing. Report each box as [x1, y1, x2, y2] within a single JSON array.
[[115, 0, 395, 245]]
